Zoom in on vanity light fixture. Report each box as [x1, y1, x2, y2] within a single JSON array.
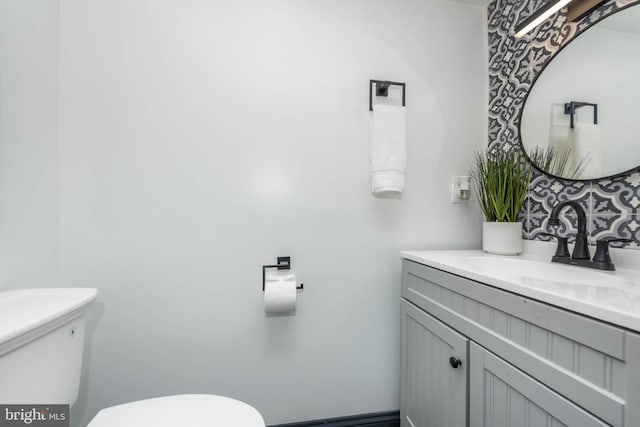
[[514, 0, 574, 38], [566, 0, 608, 22], [514, 0, 609, 38]]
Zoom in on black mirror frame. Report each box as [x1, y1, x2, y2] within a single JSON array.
[[517, 2, 640, 183]]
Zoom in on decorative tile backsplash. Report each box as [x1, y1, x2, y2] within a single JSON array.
[[487, 0, 640, 249]]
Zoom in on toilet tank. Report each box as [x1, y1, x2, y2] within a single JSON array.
[[0, 288, 98, 406]]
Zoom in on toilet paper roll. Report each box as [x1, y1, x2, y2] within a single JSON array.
[[264, 270, 297, 316]]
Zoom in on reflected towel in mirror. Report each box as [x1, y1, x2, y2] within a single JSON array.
[[572, 123, 601, 179]]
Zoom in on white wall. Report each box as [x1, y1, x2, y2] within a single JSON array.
[[1, 0, 487, 425], [0, 0, 60, 290]]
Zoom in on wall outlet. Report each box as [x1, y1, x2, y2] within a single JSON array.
[[451, 176, 471, 204]]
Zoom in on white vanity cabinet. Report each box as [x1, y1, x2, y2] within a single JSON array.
[[400, 258, 640, 427]]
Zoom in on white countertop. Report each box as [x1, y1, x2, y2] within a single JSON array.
[[401, 241, 640, 332]]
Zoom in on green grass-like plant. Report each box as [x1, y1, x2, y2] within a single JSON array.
[[471, 149, 532, 222], [529, 145, 591, 180]]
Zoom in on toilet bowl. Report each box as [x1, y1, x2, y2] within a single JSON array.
[[0, 289, 266, 427], [88, 394, 265, 427]]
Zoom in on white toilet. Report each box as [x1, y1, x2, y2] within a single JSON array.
[[88, 394, 264, 427], [0, 288, 265, 427]]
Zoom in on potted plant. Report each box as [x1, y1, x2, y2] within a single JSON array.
[[471, 148, 532, 255]]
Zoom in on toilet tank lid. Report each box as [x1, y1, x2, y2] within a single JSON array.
[[87, 394, 265, 427], [0, 288, 98, 348]]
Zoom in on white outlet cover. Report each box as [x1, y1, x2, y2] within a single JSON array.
[[451, 176, 471, 204]]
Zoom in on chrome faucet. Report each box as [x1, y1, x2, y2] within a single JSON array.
[[547, 200, 632, 271]]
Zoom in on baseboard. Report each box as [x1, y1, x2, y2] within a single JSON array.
[[269, 410, 400, 427]]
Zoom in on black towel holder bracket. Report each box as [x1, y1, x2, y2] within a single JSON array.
[[369, 79, 406, 112], [262, 256, 304, 291], [564, 101, 598, 129]]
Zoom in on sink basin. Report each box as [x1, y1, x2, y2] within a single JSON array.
[[463, 256, 639, 289]]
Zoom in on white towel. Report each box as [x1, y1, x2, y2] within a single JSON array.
[[572, 123, 601, 179], [548, 124, 571, 153], [369, 104, 407, 194], [548, 103, 570, 151]]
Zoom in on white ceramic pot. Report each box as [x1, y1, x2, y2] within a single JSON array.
[[482, 221, 523, 255]]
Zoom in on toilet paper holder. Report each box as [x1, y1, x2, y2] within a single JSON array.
[[262, 256, 304, 291]]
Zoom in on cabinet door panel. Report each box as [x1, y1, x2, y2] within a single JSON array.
[[401, 300, 468, 427], [469, 342, 608, 427]]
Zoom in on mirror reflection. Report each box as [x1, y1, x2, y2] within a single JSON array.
[[520, 5, 640, 180]]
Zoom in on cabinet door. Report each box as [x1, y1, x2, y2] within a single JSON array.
[[401, 300, 468, 427], [469, 342, 608, 427]]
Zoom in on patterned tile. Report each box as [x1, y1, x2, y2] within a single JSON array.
[[593, 171, 640, 215], [531, 214, 579, 243], [592, 214, 623, 238], [592, 214, 640, 248], [528, 175, 590, 217], [528, 215, 545, 238], [522, 216, 530, 239], [488, 0, 640, 251], [520, 195, 533, 238]]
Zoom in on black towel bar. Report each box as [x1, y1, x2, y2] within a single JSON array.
[[564, 101, 598, 129], [369, 79, 406, 111]]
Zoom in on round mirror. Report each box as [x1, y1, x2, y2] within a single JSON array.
[[520, 4, 640, 181]]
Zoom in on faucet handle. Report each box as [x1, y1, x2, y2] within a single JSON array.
[[593, 238, 633, 265], [601, 237, 634, 245], [539, 232, 570, 258]]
